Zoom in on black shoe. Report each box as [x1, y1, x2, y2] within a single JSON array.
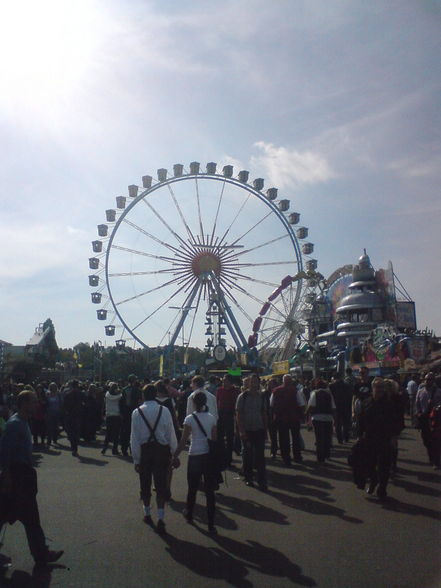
[[377, 486, 387, 501], [156, 520, 166, 535], [367, 482, 377, 495], [101, 447, 106, 455], [245, 479, 254, 487], [36, 550, 64, 567], [183, 509, 193, 523], [143, 515, 154, 526]]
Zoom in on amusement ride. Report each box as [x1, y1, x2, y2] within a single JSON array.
[[88, 162, 320, 365]]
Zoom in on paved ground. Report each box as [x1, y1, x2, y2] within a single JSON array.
[[1, 420, 440, 588]]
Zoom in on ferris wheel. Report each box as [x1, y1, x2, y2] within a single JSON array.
[[88, 161, 318, 360]]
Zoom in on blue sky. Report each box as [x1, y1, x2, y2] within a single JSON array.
[[1, 0, 440, 349]]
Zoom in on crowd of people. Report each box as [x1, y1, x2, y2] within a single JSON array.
[[1, 365, 441, 559]]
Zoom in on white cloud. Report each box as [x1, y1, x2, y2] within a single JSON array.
[[250, 141, 335, 189]]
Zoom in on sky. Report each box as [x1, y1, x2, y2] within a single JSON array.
[[0, 0, 440, 350]]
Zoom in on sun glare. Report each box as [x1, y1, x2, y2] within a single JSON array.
[[0, 0, 102, 111]]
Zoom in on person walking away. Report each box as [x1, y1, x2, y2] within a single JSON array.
[[236, 374, 268, 490], [330, 373, 353, 443], [101, 382, 122, 455], [352, 367, 372, 437], [82, 383, 101, 443], [383, 378, 405, 472], [263, 377, 280, 458], [45, 382, 61, 446], [176, 379, 192, 427], [186, 376, 218, 421], [130, 385, 177, 535], [0, 390, 63, 568], [216, 374, 240, 467], [63, 380, 84, 457], [306, 381, 336, 463], [155, 380, 180, 500], [359, 377, 396, 500], [270, 374, 305, 465], [406, 374, 419, 425], [416, 373, 441, 469], [173, 391, 218, 533], [31, 384, 47, 447], [120, 375, 141, 456]]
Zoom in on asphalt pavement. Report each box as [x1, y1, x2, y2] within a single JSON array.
[[1, 420, 440, 588]]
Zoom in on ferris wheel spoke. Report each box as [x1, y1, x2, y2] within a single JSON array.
[[115, 273, 193, 306], [195, 178, 204, 238], [121, 218, 183, 256], [222, 270, 280, 289], [236, 261, 295, 268], [222, 234, 290, 263], [167, 183, 196, 243], [216, 191, 252, 248], [111, 244, 179, 264], [229, 210, 273, 247], [131, 275, 199, 332], [221, 277, 267, 312], [222, 289, 254, 323], [259, 327, 287, 350], [140, 198, 195, 256], [109, 268, 182, 278], [209, 179, 226, 246]]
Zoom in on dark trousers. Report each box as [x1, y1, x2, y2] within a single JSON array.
[[313, 420, 333, 462], [419, 415, 441, 467], [277, 421, 302, 464], [242, 429, 266, 484], [120, 415, 131, 454], [217, 412, 235, 466], [186, 454, 216, 526], [64, 417, 81, 453], [45, 412, 60, 445], [366, 438, 392, 493], [335, 410, 352, 443], [139, 443, 171, 505], [268, 420, 278, 456], [104, 416, 121, 452], [1, 465, 48, 563]]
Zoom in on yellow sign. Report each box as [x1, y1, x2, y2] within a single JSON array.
[[272, 360, 290, 375]]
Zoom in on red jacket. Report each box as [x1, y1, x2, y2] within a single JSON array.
[[271, 384, 301, 423]]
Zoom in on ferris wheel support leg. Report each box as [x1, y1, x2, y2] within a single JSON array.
[[210, 273, 249, 351], [168, 280, 201, 347]]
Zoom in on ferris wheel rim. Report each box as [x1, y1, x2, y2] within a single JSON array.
[[92, 164, 310, 352]]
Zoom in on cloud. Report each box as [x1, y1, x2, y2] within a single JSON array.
[[250, 141, 336, 189]]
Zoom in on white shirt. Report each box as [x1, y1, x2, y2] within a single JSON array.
[[186, 388, 218, 420], [130, 401, 177, 465], [184, 411, 216, 456]]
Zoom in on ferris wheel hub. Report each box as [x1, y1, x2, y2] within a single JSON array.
[[191, 251, 222, 277]]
